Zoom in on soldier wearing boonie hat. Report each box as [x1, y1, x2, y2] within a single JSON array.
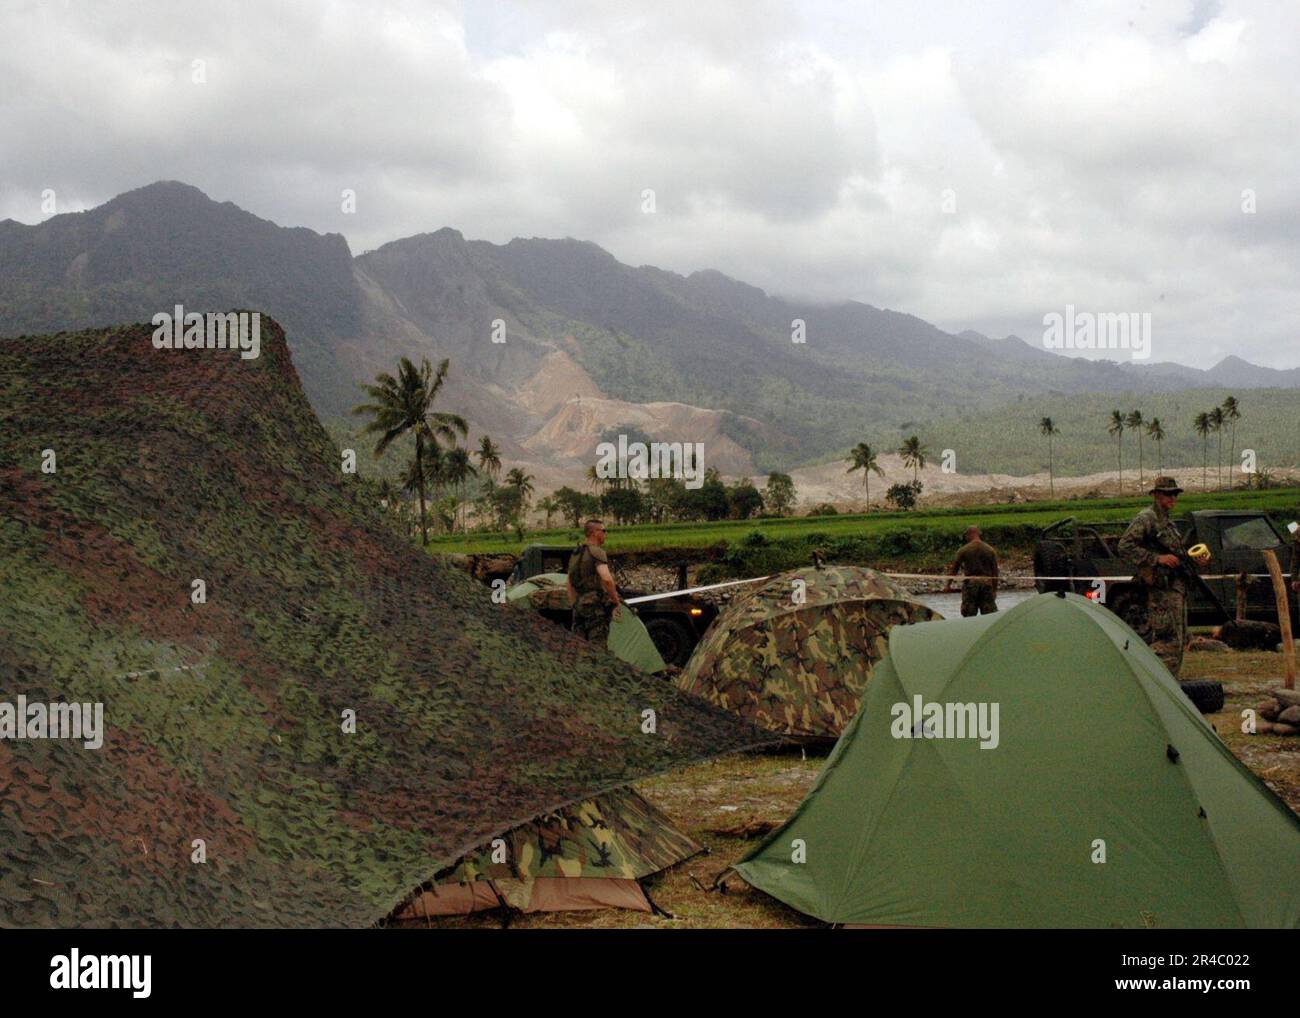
[[1117, 476, 1190, 676]]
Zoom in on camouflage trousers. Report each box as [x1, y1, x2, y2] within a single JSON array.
[[960, 583, 998, 617], [572, 598, 612, 644], [1133, 587, 1187, 678]]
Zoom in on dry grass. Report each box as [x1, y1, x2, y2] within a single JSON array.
[[1182, 649, 1300, 813], [406, 647, 1300, 929]]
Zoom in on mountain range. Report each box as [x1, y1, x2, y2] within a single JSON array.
[[3, 180, 1296, 487]]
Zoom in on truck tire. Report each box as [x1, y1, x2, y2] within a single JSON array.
[[1107, 587, 1148, 634], [643, 617, 695, 668], [1033, 542, 1071, 593], [1178, 679, 1225, 715]]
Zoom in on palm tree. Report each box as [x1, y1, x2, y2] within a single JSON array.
[[1038, 417, 1060, 497], [1209, 405, 1225, 490], [538, 495, 558, 529], [1221, 396, 1240, 490], [401, 445, 444, 525], [505, 467, 535, 509], [1193, 412, 1212, 491], [1108, 410, 1126, 494], [1125, 410, 1145, 490], [476, 435, 502, 481], [443, 446, 476, 532], [353, 357, 467, 545], [846, 442, 885, 507], [899, 435, 929, 486], [1146, 417, 1165, 471], [584, 463, 603, 493]]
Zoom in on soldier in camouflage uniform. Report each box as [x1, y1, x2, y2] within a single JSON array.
[[567, 519, 621, 643], [1117, 476, 1190, 677], [945, 525, 999, 616]]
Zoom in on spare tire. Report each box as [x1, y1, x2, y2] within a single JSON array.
[[643, 616, 695, 668], [1178, 679, 1225, 715]]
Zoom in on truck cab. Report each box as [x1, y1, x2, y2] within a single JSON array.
[[507, 543, 718, 667], [1034, 510, 1297, 628]]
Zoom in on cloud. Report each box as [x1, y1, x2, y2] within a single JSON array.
[[0, 0, 1296, 367]]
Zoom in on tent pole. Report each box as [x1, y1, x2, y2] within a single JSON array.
[[1261, 550, 1295, 690]]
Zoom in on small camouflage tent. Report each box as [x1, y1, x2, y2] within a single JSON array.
[[676, 565, 939, 739], [393, 787, 697, 916], [735, 593, 1300, 927]]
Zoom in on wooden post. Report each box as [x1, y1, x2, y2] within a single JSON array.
[[1235, 571, 1249, 622], [1261, 549, 1296, 690]]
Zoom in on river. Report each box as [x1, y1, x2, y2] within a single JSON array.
[[914, 588, 1037, 618]]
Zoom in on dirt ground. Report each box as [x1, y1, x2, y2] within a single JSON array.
[[404, 646, 1300, 929]]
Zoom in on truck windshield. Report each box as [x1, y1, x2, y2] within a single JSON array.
[[1220, 517, 1281, 551]]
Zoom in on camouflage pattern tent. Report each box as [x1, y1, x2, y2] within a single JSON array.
[[394, 787, 699, 916], [0, 320, 766, 927], [676, 565, 939, 739]]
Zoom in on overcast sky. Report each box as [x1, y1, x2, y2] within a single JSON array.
[[3, 0, 1297, 368]]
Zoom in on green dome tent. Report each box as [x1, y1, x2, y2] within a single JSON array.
[[676, 565, 939, 739], [735, 593, 1300, 927], [503, 572, 568, 603]]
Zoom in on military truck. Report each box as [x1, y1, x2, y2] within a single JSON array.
[[507, 544, 718, 667], [1034, 510, 1298, 629]]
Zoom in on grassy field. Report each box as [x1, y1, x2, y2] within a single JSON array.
[[407, 648, 1300, 929], [426, 488, 1300, 582]]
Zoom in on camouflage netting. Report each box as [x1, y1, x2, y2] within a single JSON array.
[[676, 565, 940, 739], [0, 319, 768, 928]]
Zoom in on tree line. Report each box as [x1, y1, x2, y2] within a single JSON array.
[[350, 356, 804, 541], [351, 356, 1270, 545], [1040, 395, 1252, 495]]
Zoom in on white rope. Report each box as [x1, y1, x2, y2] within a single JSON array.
[[624, 575, 773, 604], [881, 572, 1290, 584], [623, 570, 1293, 601]]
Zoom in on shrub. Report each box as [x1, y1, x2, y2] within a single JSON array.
[[885, 481, 923, 510]]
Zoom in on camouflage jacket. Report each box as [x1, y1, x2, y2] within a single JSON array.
[[568, 544, 613, 610], [1118, 505, 1185, 591]]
